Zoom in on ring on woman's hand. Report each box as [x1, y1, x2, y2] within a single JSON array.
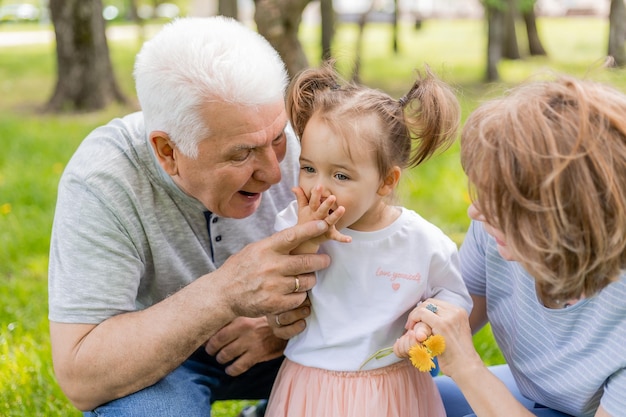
[[293, 276, 300, 293], [426, 303, 439, 314], [275, 315, 283, 327]]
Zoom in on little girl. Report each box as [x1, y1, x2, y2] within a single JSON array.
[[265, 63, 472, 417]]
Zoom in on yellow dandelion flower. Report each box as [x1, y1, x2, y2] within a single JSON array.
[[52, 163, 64, 175], [409, 344, 435, 372], [423, 334, 446, 356], [462, 190, 472, 204], [0, 203, 11, 215]]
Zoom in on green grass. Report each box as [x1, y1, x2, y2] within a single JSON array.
[[1, 16, 625, 416]]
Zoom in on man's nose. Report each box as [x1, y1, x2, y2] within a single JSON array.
[[254, 148, 282, 185]]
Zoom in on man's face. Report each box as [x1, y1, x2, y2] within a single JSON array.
[[163, 100, 288, 219]]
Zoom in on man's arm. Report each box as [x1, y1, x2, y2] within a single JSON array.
[[50, 276, 233, 411], [50, 220, 331, 411]]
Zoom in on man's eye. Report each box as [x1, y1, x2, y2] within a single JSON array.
[[273, 133, 286, 146], [232, 150, 252, 162]]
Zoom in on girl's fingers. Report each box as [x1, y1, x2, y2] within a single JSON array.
[[323, 205, 344, 226], [309, 185, 323, 211], [316, 195, 335, 217], [293, 186, 309, 209], [411, 322, 431, 342]]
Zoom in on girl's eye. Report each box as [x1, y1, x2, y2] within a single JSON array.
[[301, 166, 315, 174], [335, 173, 349, 181]]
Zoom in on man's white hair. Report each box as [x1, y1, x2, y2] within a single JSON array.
[[134, 16, 288, 157]]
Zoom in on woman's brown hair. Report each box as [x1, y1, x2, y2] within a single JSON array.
[[461, 75, 626, 303]]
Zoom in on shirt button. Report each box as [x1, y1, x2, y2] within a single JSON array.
[[215, 235, 222, 242], [212, 217, 218, 223]]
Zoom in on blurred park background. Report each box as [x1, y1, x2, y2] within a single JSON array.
[[1, 0, 625, 415]]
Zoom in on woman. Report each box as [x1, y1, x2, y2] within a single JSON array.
[[396, 75, 626, 417]]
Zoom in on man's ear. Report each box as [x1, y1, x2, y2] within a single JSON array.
[[150, 131, 178, 175], [377, 166, 401, 197]]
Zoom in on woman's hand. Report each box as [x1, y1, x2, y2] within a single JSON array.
[[403, 298, 483, 378]]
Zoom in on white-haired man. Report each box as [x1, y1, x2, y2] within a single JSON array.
[[49, 17, 332, 416]]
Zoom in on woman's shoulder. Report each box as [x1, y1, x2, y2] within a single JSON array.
[[599, 274, 626, 311]]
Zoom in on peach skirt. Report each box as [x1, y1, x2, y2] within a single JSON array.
[[265, 359, 446, 417]]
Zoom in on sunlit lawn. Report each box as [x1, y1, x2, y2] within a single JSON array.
[[1, 15, 625, 416]]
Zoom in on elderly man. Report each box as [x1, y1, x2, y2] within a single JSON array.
[[49, 16, 330, 416]]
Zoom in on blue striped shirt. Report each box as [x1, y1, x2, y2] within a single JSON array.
[[460, 221, 626, 417]]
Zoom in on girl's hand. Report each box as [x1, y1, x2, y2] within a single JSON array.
[[394, 304, 433, 358], [394, 330, 419, 358], [293, 186, 351, 245]]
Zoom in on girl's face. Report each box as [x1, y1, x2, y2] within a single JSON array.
[[468, 203, 516, 261], [298, 114, 391, 231]]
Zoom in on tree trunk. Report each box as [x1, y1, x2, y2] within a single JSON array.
[[351, 1, 375, 82], [320, 0, 334, 61], [486, 5, 504, 82], [392, 0, 399, 53], [127, 0, 139, 22], [254, 0, 311, 78], [219, 0, 238, 19], [523, 6, 547, 56], [608, 0, 626, 66], [502, 0, 521, 59], [46, 0, 127, 112]]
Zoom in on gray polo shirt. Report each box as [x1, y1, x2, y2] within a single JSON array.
[[48, 111, 299, 324]]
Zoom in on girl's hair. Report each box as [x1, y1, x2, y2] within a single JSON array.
[[134, 16, 288, 158], [461, 75, 626, 302], [286, 62, 460, 178]]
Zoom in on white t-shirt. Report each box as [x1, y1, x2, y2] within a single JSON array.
[[275, 202, 472, 371]]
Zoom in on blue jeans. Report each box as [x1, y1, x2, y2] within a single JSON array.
[[434, 364, 573, 417], [84, 348, 283, 417]]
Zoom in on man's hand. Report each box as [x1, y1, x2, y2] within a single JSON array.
[[267, 296, 312, 340], [49, 220, 338, 410], [205, 317, 286, 376], [217, 219, 334, 319]]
